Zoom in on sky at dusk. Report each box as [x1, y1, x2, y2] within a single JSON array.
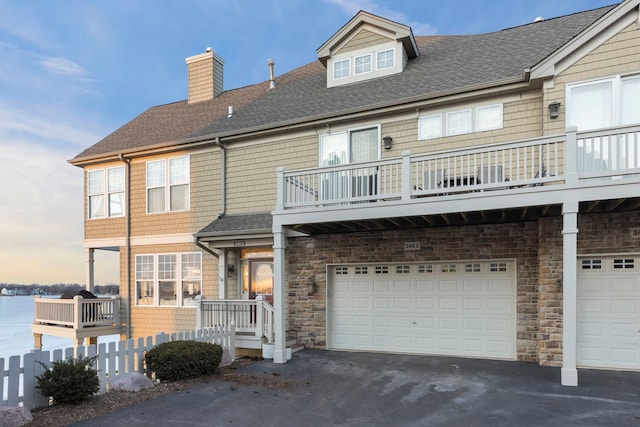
[[0, 0, 617, 285]]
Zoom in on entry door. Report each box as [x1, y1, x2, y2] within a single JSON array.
[[319, 127, 379, 201], [248, 259, 273, 304]]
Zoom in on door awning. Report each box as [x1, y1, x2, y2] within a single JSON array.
[[195, 212, 274, 248]]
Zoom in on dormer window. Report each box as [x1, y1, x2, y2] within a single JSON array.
[[317, 11, 418, 89], [333, 59, 350, 79], [377, 49, 394, 70], [354, 54, 372, 75]]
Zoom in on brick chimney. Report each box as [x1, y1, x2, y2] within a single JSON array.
[[185, 48, 224, 104]]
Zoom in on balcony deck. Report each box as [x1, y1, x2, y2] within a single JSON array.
[[274, 125, 640, 232], [31, 295, 121, 347]]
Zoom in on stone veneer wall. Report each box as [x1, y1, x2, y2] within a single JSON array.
[[286, 222, 540, 361], [537, 216, 563, 366]]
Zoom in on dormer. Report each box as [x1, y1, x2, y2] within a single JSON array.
[[317, 11, 419, 88]]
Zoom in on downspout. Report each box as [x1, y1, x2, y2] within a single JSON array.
[[215, 136, 226, 218], [119, 153, 132, 339]]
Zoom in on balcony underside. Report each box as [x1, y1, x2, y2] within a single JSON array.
[[284, 193, 640, 235], [32, 323, 121, 340]]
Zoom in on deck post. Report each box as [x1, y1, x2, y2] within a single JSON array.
[[255, 295, 264, 338], [272, 224, 287, 363], [561, 200, 579, 386], [401, 151, 412, 201], [565, 126, 578, 185], [85, 248, 95, 293]]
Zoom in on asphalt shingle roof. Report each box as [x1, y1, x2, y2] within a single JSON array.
[[196, 212, 273, 236], [72, 5, 614, 163]]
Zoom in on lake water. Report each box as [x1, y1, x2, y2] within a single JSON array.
[[0, 296, 119, 362]]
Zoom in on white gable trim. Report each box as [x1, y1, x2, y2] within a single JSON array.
[[531, 0, 639, 80], [317, 10, 417, 65]]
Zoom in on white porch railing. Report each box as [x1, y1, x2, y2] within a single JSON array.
[[33, 296, 120, 329], [196, 297, 275, 343], [276, 125, 640, 210]]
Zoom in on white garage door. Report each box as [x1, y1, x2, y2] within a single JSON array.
[[578, 256, 640, 370], [328, 261, 516, 359]]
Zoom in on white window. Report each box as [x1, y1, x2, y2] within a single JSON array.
[[621, 75, 640, 126], [135, 255, 155, 306], [354, 54, 372, 75], [419, 104, 504, 140], [146, 156, 190, 214], [477, 104, 503, 132], [88, 166, 125, 219], [377, 49, 394, 70], [135, 252, 202, 307], [447, 110, 472, 136], [567, 74, 640, 131], [418, 114, 442, 140], [333, 59, 350, 79]]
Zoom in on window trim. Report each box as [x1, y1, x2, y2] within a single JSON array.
[[135, 252, 202, 308], [146, 156, 190, 214], [376, 48, 395, 70], [418, 103, 504, 140], [476, 104, 504, 132], [333, 58, 351, 80], [446, 109, 472, 136], [566, 73, 640, 131], [418, 114, 442, 140], [87, 166, 125, 220], [354, 53, 372, 75]]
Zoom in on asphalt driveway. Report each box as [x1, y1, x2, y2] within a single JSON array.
[[72, 349, 640, 426]]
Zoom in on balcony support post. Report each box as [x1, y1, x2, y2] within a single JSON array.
[[85, 248, 95, 293], [561, 200, 579, 386], [276, 167, 285, 211], [272, 224, 287, 363]]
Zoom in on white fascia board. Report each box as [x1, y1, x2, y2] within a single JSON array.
[[531, 1, 639, 80]]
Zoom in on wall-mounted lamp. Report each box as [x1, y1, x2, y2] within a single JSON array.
[[227, 264, 235, 274], [382, 136, 393, 150], [307, 278, 318, 295], [548, 102, 561, 120]]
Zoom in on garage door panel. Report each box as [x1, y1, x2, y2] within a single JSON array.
[[610, 300, 636, 314], [439, 281, 459, 292], [488, 280, 510, 293], [416, 298, 435, 310], [610, 322, 637, 338], [417, 280, 435, 292], [329, 261, 515, 359], [463, 298, 483, 310], [439, 298, 459, 310], [463, 280, 483, 292], [578, 256, 640, 370]]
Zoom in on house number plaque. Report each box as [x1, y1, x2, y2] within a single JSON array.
[[404, 242, 421, 250], [630, 228, 640, 240]]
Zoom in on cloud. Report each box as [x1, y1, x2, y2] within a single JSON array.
[[0, 104, 102, 148], [324, 0, 437, 35], [40, 56, 89, 78]]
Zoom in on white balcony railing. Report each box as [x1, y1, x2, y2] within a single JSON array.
[[33, 295, 120, 329], [196, 297, 275, 343], [276, 125, 640, 210]]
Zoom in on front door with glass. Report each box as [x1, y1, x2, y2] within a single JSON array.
[[241, 249, 274, 304]]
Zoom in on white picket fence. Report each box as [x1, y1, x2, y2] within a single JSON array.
[[0, 325, 235, 410]]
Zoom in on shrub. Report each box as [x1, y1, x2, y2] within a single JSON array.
[[145, 341, 223, 382], [36, 355, 100, 404]]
